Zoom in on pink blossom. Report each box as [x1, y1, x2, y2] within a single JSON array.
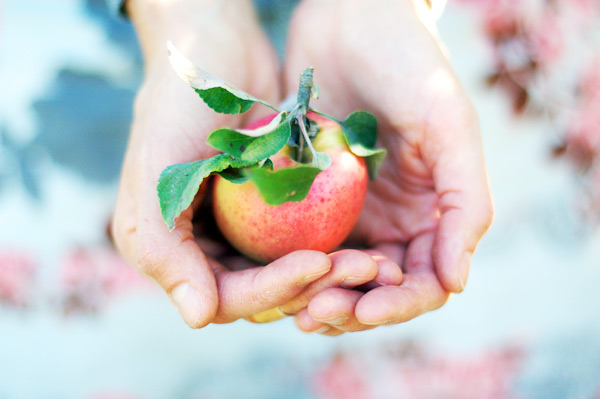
[[566, 58, 600, 166], [0, 249, 37, 308], [581, 58, 600, 99], [312, 353, 371, 399], [59, 246, 150, 313], [556, 0, 600, 27], [567, 99, 600, 158], [394, 346, 523, 399], [528, 12, 564, 66], [310, 342, 524, 399], [481, 0, 522, 39]]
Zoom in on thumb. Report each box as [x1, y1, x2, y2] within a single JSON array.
[[137, 208, 219, 328], [428, 101, 494, 293], [117, 176, 219, 328]]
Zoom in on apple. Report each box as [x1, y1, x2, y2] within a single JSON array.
[[212, 113, 368, 264]]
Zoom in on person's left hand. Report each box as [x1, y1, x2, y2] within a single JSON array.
[[279, 0, 494, 335]]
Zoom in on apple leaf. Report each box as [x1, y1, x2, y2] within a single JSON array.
[[217, 169, 249, 184], [362, 148, 387, 180], [341, 111, 377, 149], [158, 153, 248, 230], [193, 88, 255, 115], [167, 42, 278, 114], [340, 111, 387, 179], [244, 165, 322, 206], [216, 158, 272, 184], [235, 112, 286, 137], [207, 119, 291, 164], [260, 158, 274, 170]]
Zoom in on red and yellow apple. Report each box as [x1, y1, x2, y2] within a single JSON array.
[[212, 113, 368, 264]]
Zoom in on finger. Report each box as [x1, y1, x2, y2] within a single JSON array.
[[295, 309, 344, 336], [211, 250, 332, 323], [111, 145, 220, 330], [426, 100, 494, 293], [111, 174, 138, 267], [133, 197, 219, 329], [277, 250, 378, 316], [359, 252, 403, 290], [355, 232, 450, 325], [308, 288, 375, 333]]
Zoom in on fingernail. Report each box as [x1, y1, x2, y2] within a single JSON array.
[[458, 252, 472, 291], [315, 326, 331, 334], [361, 319, 394, 326], [297, 269, 330, 287], [276, 306, 297, 316], [170, 283, 203, 328], [340, 277, 367, 289], [314, 315, 348, 325]]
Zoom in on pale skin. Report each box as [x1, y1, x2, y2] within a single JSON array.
[[281, 0, 494, 335], [112, 0, 387, 327], [111, 0, 493, 332]]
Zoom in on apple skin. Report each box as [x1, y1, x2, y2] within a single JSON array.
[[212, 113, 369, 264]]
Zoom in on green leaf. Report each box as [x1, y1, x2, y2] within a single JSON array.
[[244, 165, 322, 206], [194, 88, 254, 114], [217, 169, 249, 184], [260, 158, 274, 170], [340, 111, 387, 179], [207, 120, 291, 164], [158, 153, 243, 230], [167, 41, 278, 114], [362, 148, 387, 180], [235, 112, 286, 137], [341, 111, 378, 149]]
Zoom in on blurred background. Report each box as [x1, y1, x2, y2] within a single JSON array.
[[1, 0, 600, 398]]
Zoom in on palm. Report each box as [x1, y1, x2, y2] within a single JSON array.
[[284, 17, 446, 259], [352, 134, 438, 251], [283, 0, 493, 332]]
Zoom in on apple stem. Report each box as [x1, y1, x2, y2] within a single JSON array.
[[297, 67, 315, 113], [297, 115, 320, 167], [298, 126, 305, 161], [310, 109, 343, 125]]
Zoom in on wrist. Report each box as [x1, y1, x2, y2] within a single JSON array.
[[126, 0, 256, 65]]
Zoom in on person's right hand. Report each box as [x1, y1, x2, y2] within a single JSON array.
[[111, 0, 344, 328]]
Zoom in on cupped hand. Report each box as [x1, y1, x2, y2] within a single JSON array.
[[283, 0, 494, 334], [111, 0, 340, 328]]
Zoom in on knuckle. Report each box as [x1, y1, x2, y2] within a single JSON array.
[[132, 82, 155, 117], [438, 189, 462, 213], [250, 271, 281, 305], [331, 249, 377, 273], [135, 239, 168, 279], [454, 97, 480, 130], [483, 201, 495, 229], [432, 291, 452, 312], [110, 216, 136, 265], [432, 93, 480, 137], [256, 282, 281, 305], [478, 199, 495, 234], [109, 217, 125, 249]]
